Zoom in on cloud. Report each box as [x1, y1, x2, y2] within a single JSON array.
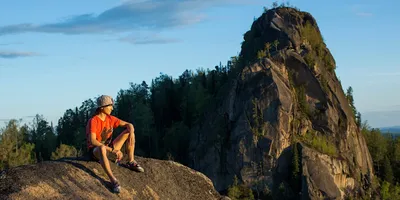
[[119, 33, 181, 44], [363, 71, 400, 77], [355, 12, 373, 17], [374, 72, 400, 76], [0, 42, 23, 46], [0, 0, 251, 36], [0, 51, 39, 59], [0, 115, 35, 122], [351, 4, 373, 17]]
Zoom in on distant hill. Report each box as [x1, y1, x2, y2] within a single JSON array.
[[379, 126, 400, 134], [362, 110, 400, 129]]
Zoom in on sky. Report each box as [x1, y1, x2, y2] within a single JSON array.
[[0, 0, 399, 129]]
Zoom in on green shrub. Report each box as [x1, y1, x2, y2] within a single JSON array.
[[300, 21, 323, 50], [227, 176, 255, 200], [301, 130, 337, 156], [51, 144, 78, 160], [264, 42, 271, 57], [257, 50, 266, 60], [381, 181, 391, 200], [304, 52, 315, 68], [300, 21, 335, 72], [319, 75, 329, 93], [295, 85, 311, 118], [246, 98, 266, 144]]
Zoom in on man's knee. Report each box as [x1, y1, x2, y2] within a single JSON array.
[[100, 145, 108, 155], [93, 146, 107, 161], [123, 127, 134, 134], [126, 127, 135, 140]]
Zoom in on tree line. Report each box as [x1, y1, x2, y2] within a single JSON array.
[[361, 122, 400, 199], [345, 86, 400, 199], [0, 57, 242, 170]]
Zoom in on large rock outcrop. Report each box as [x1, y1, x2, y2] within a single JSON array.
[[188, 6, 374, 199], [0, 156, 225, 200]]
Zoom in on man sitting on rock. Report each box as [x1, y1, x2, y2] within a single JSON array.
[[86, 95, 144, 193]]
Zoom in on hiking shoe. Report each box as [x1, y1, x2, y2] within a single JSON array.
[[111, 179, 121, 193], [126, 161, 144, 172]]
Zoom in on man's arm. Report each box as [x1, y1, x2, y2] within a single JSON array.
[[119, 120, 134, 132], [118, 120, 135, 146], [90, 133, 112, 151]]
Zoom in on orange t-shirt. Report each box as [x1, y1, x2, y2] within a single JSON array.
[[86, 115, 121, 149]]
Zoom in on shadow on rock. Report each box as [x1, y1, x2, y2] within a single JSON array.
[[54, 157, 114, 193]]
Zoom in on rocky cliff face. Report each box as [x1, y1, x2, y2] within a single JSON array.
[[0, 156, 225, 200], [188, 7, 374, 199]]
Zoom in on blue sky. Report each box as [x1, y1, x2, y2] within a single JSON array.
[[0, 0, 399, 128]]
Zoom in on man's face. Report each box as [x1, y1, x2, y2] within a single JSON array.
[[102, 104, 113, 115]]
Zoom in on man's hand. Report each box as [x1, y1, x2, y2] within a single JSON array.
[[113, 149, 123, 162]]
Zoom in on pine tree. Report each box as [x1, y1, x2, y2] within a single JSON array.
[[273, 40, 279, 51], [346, 87, 356, 113], [383, 156, 394, 184], [0, 120, 36, 170], [264, 42, 271, 57]]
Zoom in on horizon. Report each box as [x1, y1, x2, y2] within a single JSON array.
[[0, 0, 399, 129]]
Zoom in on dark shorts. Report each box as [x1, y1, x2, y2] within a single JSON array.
[[88, 147, 99, 161]]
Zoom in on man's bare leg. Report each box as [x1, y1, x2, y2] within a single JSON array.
[[113, 128, 144, 172], [127, 130, 135, 162], [112, 129, 135, 162], [93, 145, 117, 181], [112, 128, 143, 172]]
